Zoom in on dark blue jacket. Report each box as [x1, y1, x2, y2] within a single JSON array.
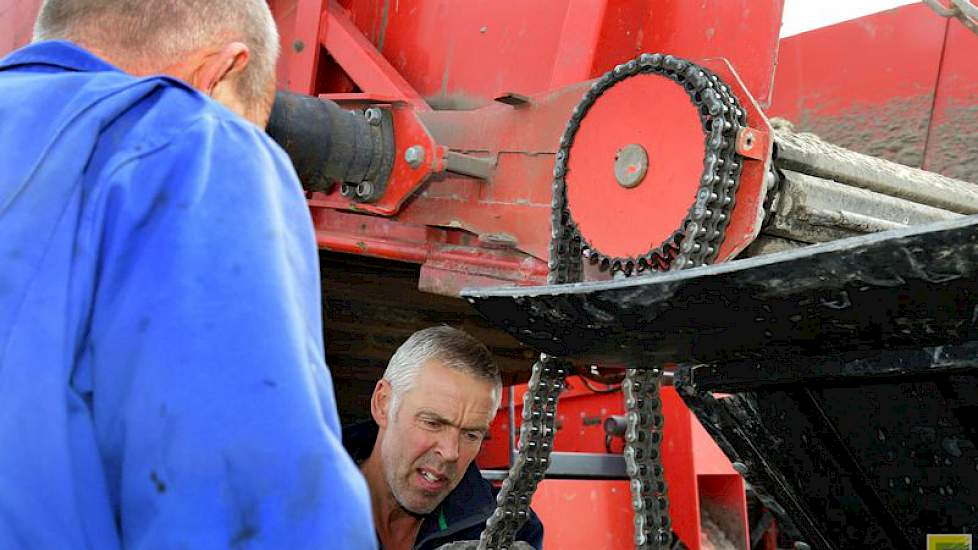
[[0, 41, 375, 549], [343, 421, 544, 550]]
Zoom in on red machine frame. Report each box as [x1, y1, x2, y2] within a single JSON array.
[[265, 2, 787, 548], [268, 0, 786, 295], [477, 378, 751, 550]]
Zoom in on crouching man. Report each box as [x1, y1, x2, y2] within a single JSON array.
[[343, 326, 544, 550]]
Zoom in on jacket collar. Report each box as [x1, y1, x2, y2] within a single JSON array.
[[0, 40, 121, 73]]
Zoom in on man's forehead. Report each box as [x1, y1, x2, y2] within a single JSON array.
[[401, 363, 497, 417], [415, 359, 491, 387]]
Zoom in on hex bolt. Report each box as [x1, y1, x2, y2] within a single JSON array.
[[603, 415, 627, 437], [404, 145, 426, 169], [732, 462, 749, 475], [743, 129, 755, 151], [364, 107, 383, 126], [356, 181, 374, 198]]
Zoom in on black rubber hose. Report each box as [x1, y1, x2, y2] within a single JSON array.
[[265, 90, 379, 193]]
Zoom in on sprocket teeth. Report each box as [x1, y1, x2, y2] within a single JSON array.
[[550, 53, 746, 279]]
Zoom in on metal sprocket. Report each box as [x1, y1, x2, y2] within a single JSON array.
[[555, 53, 747, 274]]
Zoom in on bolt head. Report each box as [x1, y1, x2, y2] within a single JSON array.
[[365, 107, 383, 126], [743, 130, 755, 150], [356, 181, 374, 198], [732, 461, 749, 475], [404, 145, 425, 168]]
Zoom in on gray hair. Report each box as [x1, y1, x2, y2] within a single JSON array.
[[384, 326, 502, 418], [33, 0, 280, 105]]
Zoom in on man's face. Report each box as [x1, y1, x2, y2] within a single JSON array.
[[379, 361, 496, 515]]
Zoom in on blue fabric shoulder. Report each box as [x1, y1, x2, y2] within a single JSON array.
[[0, 54, 376, 549]]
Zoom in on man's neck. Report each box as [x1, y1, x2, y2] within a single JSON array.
[[360, 453, 424, 550]]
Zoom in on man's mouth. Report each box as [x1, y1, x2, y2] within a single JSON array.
[[416, 468, 448, 488]]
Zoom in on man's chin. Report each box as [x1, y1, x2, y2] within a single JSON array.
[[395, 488, 444, 516], [399, 497, 439, 516]]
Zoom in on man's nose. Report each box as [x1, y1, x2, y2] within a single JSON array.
[[435, 430, 460, 462]]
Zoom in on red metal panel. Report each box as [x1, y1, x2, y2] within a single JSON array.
[[319, 3, 428, 109], [768, 3, 947, 168], [270, 0, 326, 94], [313, 1, 783, 109], [547, 0, 612, 89], [531, 479, 634, 550], [418, 247, 548, 296], [702, 58, 775, 263], [479, 379, 748, 550], [588, 0, 658, 73], [641, 0, 785, 108], [532, 477, 749, 550], [659, 386, 705, 550], [340, 1, 589, 108], [310, 81, 593, 262], [922, 17, 978, 182], [311, 208, 548, 290], [698, 475, 750, 549]]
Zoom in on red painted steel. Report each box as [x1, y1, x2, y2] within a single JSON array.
[[565, 74, 706, 259], [311, 207, 548, 289], [270, 0, 326, 94], [530, 480, 634, 550], [337, 1, 605, 110], [313, 1, 783, 110], [767, 4, 947, 170], [701, 58, 775, 263], [479, 378, 749, 550], [419, 247, 548, 295], [309, 81, 594, 266], [293, 0, 787, 282], [922, 16, 978, 182], [643, 0, 785, 108], [547, 1, 613, 90], [767, 3, 978, 181], [319, 3, 429, 110]]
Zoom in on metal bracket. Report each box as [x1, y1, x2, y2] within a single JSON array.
[[316, 95, 446, 216], [924, 0, 978, 34]]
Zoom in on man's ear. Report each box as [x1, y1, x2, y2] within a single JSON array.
[[371, 379, 393, 428], [191, 42, 250, 96]]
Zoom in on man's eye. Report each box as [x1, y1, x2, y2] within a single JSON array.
[[422, 419, 440, 429], [464, 431, 483, 442]]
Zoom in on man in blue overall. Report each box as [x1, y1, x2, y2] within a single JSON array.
[[0, 1, 375, 548]]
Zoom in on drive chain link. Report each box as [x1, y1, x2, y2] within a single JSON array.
[[478, 52, 745, 550]]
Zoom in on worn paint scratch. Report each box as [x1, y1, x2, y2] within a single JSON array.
[[377, 0, 390, 52]]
